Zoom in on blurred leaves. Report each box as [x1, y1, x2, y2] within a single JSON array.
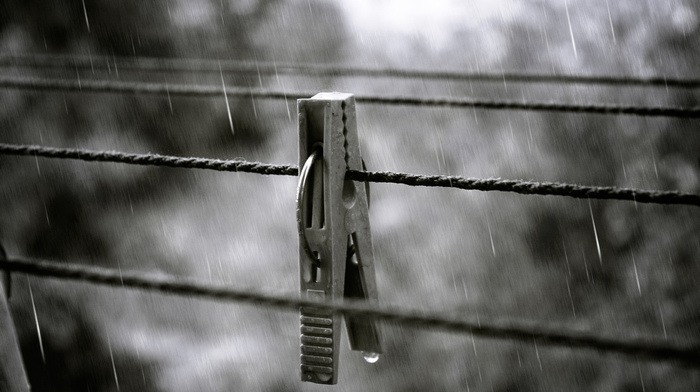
[[1, 0, 699, 391]]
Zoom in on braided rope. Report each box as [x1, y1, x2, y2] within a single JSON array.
[[1, 257, 698, 366], [346, 170, 700, 206], [2, 76, 700, 118], [2, 143, 699, 206], [2, 53, 699, 88], [0, 143, 297, 176]]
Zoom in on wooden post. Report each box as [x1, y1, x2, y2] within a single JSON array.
[[0, 245, 31, 392]]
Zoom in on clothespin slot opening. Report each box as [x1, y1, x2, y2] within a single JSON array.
[[297, 146, 325, 284]]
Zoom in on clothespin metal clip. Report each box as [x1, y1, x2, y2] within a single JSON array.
[[297, 93, 382, 385]]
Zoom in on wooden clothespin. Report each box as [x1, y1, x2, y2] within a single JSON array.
[[0, 243, 31, 392], [297, 93, 381, 384]]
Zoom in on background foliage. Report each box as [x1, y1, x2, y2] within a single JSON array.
[[1, 0, 699, 390]]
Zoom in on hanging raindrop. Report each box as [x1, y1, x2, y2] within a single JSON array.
[[362, 351, 380, 364]]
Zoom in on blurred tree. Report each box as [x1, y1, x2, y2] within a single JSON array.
[[2, 0, 697, 390], [0, 0, 349, 390]]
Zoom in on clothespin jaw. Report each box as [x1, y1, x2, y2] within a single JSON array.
[[297, 93, 381, 384]]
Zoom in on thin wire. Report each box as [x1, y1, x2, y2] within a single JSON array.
[[0, 75, 303, 99], [2, 53, 699, 88], [2, 143, 699, 206], [2, 76, 700, 118], [1, 256, 698, 366]]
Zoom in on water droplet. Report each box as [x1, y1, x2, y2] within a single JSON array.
[[362, 352, 380, 364], [588, 200, 602, 265], [219, 60, 234, 136], [27, 278, 45, 363], [564, 0, 577, 58]]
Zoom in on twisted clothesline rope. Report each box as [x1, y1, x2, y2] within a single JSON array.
[[2, 53, 699, 88], [1, 143, 698, 206], [1, 76, 700, 118], [1, 256, 698, 366]]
